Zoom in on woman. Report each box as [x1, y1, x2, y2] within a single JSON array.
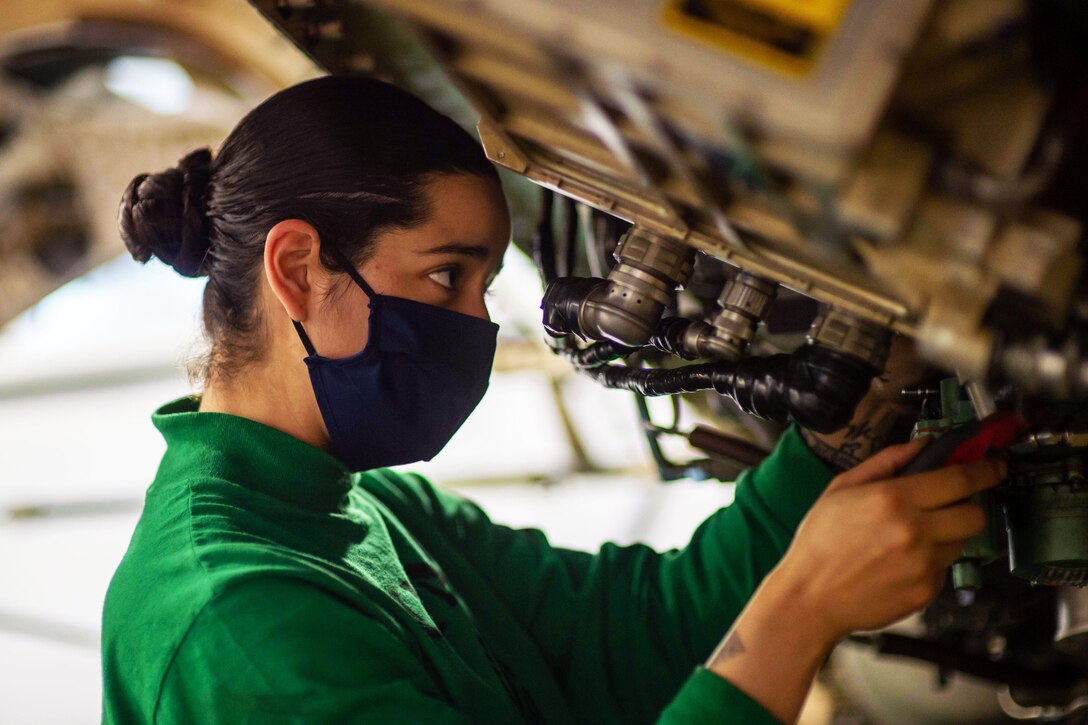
[[101, 76, 1002, 724]]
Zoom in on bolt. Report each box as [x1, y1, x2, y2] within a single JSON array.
[[955, 588, 977, 607], [902, 386, 940, 398]]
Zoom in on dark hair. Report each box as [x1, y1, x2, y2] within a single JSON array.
[[119, 75, 499, 380]]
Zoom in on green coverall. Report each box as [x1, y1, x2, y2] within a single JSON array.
[[101, 397, 833, 723]]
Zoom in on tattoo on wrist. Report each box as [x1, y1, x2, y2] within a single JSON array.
[[714, 631, 746, 663]]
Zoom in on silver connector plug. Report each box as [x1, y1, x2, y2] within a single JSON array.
[[808, 307, 892, 369], [579, 226, 696, 347], [702, 272, 778, 360]]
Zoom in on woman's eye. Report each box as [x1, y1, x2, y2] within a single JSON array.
[[428, 268, 459, 290]]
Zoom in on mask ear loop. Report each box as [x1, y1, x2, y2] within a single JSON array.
[[291, 242, 377, 357], [324, 241, 377, 300], [292, 320, 318, 357]]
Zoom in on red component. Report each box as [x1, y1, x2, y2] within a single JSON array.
[[945, 412, 1028, 465]]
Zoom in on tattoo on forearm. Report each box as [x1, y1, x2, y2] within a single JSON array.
[[843, 411, 893, 453], [714, 631, 747, 663], [802, 408, 906, 472], [801, 429, 864, 472]]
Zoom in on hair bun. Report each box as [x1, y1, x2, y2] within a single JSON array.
[[119, 148, 214, 278]]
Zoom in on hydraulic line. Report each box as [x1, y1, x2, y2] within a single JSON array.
[[564, 339, 640, 367], [540, 212, 888, 434], [634, 393, 687, 481], [540, 226, 696, 348], [532, 190, 557, 287], [649, 317, 706, 360], [579, 343, 879, 434], [557, 316, 707, 367], [543, 274, 764, 360], [561, 196, 578, 279], [848, 633, 1082, 691]]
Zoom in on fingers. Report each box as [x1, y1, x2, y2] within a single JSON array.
[[922, 502, 987, 543], [896, 459, 1006, 509], [829, 438, 928, 490], [933, 541, 968, 570]]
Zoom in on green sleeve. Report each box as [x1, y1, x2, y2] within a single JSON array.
[[155, 577, 469, 725], [406, 425, 832, 724], [658, 667, 784, 724]]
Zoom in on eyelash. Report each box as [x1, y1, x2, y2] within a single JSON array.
[[429, 265, 498, 298], [429, 266, 462, 291]]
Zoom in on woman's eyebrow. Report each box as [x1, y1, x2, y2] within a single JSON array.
[[419, 243, 490, 259]]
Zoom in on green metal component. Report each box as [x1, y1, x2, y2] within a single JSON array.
[[939, 377, 960, 420], [913, 416, 950, 439], [938, 377, 977, 426], [952, 400, 976, 424], [913, 377, 976, 441], [913, 378, 1006, 599], [961, 490, 1002, 561], [952, 488, 1004, 600], [1006, 469, 1088, 587], [951, 559, 983, 592]]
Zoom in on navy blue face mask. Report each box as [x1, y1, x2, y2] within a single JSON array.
[[292, 246, 498, 472]]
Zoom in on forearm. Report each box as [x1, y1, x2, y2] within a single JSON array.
[[801, 334, 927, 471], [800, 395, 914, 472], [705, 340, 932, 722], [705, 567, 837, 724]]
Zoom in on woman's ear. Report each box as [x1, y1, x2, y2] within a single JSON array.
[[264, 219, 322, 323]]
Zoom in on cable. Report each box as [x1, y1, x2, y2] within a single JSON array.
[[542, 277, 606, 339], [540, 222, 878, 434], [553, 316, 708, 366], [532, 189, 557, 287], [634, 393, 687, 481], [649, 317, 703, 360], [561, 196, 578, 279], [564, 339, 641, 367], [848, 633, 1081, 690], [583, 207, 605, 279], [578, 344, 879, 434]]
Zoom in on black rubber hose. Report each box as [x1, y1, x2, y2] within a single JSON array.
[[649, 317, 702, 360], [559, 317, 702, 365], [541, 277, 606, 339], [720, 344, 877, 432], [542, 276, 701, 354], [561, 196, 578, 279], [581, 344, 878, 434], [583, 362, 717, 394], [532, 191, 557, 286], [849, 633, 1082, 691], [565, 340, 641, 367], [542, 276, 877, 432], [634, 394, 687, 481]]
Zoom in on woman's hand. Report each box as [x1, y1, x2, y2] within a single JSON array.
[[706, 440, 1005, 723], [776, 439, 1004, 637]]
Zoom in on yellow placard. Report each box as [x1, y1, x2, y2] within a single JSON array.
[[738, 0, 851, 32], [662, 0, 851, 76]]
